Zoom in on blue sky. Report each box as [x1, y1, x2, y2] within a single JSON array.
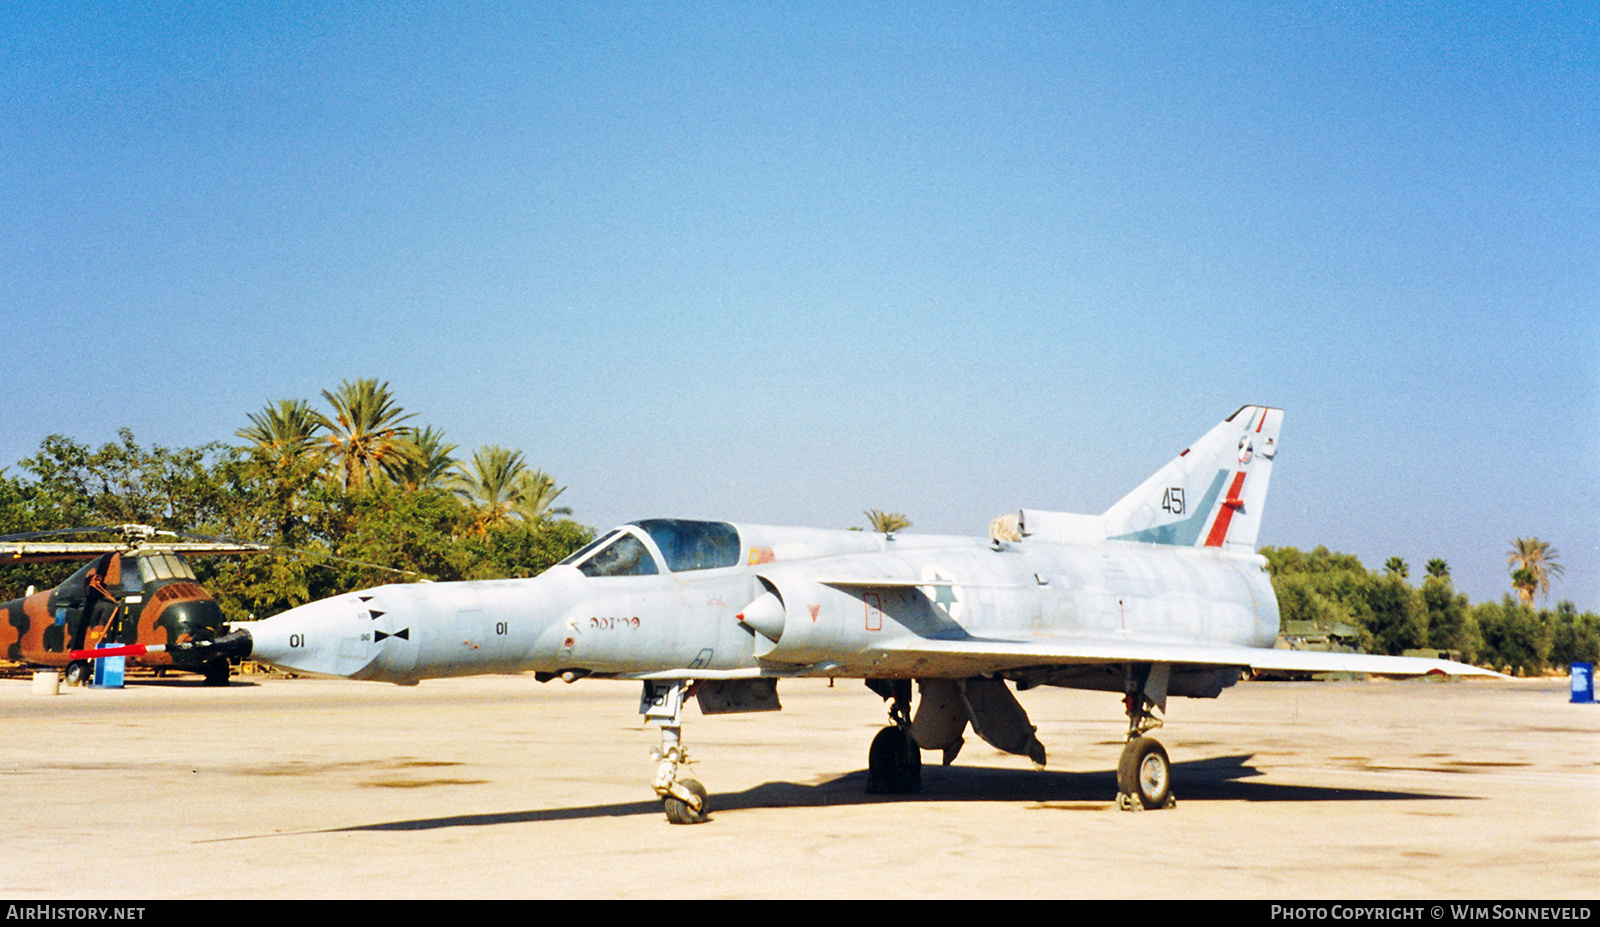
[[2, 2, 1595, 610]]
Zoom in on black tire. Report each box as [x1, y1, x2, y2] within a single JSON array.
[[64, 661, 91, 687], [202, 660, 230, 687], [866, 726, 922, 794], [1117, 736, 1172, 810], [664, 778, 710, 825]]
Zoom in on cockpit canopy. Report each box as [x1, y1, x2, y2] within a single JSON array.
[[560, 519, 742, 578], [57, 550, 198, 601]]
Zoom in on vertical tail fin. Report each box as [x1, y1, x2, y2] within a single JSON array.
[[1102, 405, 1283, 550]]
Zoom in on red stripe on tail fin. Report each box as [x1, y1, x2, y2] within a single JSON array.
[[1203, 472, 1248, 547]]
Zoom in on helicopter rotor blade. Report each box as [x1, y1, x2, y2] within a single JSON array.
[[0, 526, 119, 543], [0, 524, 269, 563]]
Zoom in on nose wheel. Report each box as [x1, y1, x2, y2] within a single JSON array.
[[663, 778, 710, 825], [644, 680, 712, 824]]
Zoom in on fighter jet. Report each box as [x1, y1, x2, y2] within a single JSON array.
[[247, 405, 1493, 823]]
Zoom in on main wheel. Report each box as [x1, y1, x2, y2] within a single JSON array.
[[64, 661, 91, 687], [1117, 736, 1172, 810], [664, 778, 710, 825], [866, 726, 922, 794], [202, 660, 231, 687]]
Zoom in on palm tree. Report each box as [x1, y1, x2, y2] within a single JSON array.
[[864, 509, 912, 534], [394, 426, 459, 492], [316, 378, 417, 490], [1383, 557, 1409, 579], [1507, 537, 1564, 605], [1425, 558, 1451, 581], [511, 468, 571, 521], [237, 398, 324, 464], [452, 445, 568, 532]]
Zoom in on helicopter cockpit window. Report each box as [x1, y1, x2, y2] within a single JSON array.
[[632, 519, 741, 572], [140, 554, 171, 581], [113, 556, 144, 593], [138, 552, 196, 582], [572, 533, 659, 578]]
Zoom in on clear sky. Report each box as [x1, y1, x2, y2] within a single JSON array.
[[2, 2, 1595, 611]]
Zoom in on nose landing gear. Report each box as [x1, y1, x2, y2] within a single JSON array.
[[644, 680, 711, 824]]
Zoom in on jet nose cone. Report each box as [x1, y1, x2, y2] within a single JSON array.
[[250, 595, 376, 679]]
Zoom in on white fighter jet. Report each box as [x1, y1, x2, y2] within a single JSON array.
[[247, 405, 1492, 823]]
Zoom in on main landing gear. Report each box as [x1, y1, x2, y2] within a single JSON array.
[[864, 679, 921, 794], [64, 660, 92, 687], [643, 680, 710, 824], [1117, 664, 1175, 811]]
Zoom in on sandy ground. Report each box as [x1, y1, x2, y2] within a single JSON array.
[[1, 669, 1594, 899]]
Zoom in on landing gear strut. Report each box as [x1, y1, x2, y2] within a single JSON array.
[[1117, 663, 1175, 811], [643, 680, 710, 824], [865, 679, 922, 794]]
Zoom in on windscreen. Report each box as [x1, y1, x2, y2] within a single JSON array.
[[573, 533, 659, 577]]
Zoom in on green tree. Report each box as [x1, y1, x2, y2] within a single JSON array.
[[316, 378, 418, 490], [1507, 537, 1563, 605], [0, 469, 82, 600], [1425, 558, 1450, 580], [1262, 545, 1373, 642], [1474, 596, 1551, 675], [19, 429, 228, 529], [1421, 573, 1477, 660], [460, 517, 594, 581], [1383, 557, 1409, 580], [1548, 602, 1600, 668], [1363, 572, 1429, 654]]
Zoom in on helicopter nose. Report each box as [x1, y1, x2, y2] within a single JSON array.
[[250, 594, 379, 679]]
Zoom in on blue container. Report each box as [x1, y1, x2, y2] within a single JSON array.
[[91, 645, 125, 689], [1572, 663, 1594, 704]]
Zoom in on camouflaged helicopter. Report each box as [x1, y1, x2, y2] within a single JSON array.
[[1, 525, 262, 685]]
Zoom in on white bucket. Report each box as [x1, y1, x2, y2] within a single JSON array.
[[32, 671, 61, 696]]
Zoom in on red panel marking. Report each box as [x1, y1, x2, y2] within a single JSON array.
[[1204, 472, 1249, 546], [1256, 409, 1268, 433]]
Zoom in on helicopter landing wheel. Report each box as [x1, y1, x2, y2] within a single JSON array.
[[64, 661, 91, 687]]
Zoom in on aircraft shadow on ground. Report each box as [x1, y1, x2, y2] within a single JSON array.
[[330, 754, 1466, 833]]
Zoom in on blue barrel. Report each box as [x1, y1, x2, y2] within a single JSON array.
[[1573, 663, 1594, 704]]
